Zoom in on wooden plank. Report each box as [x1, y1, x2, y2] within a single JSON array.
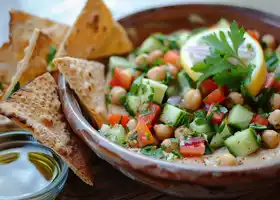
[[57, 158, 279, 200]]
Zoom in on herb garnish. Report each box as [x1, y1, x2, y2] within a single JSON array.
[[192, 21, 253, 89]]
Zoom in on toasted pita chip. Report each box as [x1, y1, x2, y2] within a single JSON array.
[[91, 22, 133, 58], [9, 9, 69, 60], [0, 73, 94, 185], [54, 57, 107, 128], [2, 29, 52, 99], [62, 0, 132, 59], [0, 42, 18, 84], [63, 0, 114, 59]]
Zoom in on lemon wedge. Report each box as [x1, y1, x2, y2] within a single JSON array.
[[180, 27, 267, 96]]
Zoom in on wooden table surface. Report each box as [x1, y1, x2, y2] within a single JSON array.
[[57, 156, 279, 200]]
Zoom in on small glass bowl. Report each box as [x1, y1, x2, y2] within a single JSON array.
[[0, 131, 68, 200]]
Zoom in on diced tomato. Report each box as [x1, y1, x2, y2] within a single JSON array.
[[203, 88, 225, 105], [136, 119, 155, 147], [163, 50, 181, 69], [136, 103, 161, 128], [273, 80, 280, 92], [207, 104, 224, 125], [200, 78, 218, 96], [264, 72, 276, 88], [108, 114, 130, 127], [109, 68, 132, 89], [247, 30, 260, 41], [251, 114, 269, 126], [180, 137, 205, 157]]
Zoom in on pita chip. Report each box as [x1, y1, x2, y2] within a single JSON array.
[[2, 29, 53, 99], [54, 57, 107, 128], [0, 73, 94, 185], [0, 42, 18, 84], [91, 22, 133, 59], [9, 9, 69, 60], [61, 0, 132, 59]]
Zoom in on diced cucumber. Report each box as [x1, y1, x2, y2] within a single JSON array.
[[178, 70, 192, 94], [109, 56, 132, 69], [171, 30, 191, 48], [225, 128, 261, 156], [125, 96, 141, 116], [105, 124, 127, 146], [137, 83, 154, 103], [228, 105, 253, 129], [266, 52, 280, 72], [142, 78, 167, 104], [189, 118, 214, 140], [210, 121, 232, 148], [138, 36, 164, 54], [160, 104, 188, 127]]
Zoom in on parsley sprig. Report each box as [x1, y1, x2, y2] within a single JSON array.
[[192, 21, 253, 89]]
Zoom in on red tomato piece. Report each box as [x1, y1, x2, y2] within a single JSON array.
[[264, 72, 276, 89], [108, 114, 130, 127], [180, 137, 205, 157], [163, 50, 181, 69], [109, 68, 132, 89], [251, 114, 269, 126], [200, 78, 218, 96], [137, 103, 161, 128], [203, 88, 225, 105], [207, 104, 224, 125], [247, 30, 260, 41], [136, 119, 155, 147], [273, 79, 280, 92]]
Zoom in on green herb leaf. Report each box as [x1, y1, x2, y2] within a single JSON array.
[[8, 82, 20, 98], [162, 71, 173, 85], [171, 150, 183, 159], [193, 21, 248, 89], [213, 67, 251, 89], [47, 45, 57, 64], [153, 34, 180, 50], [227, 21, 245, 53], [204, 142, 213, 155], [140, 145, 165, 159], [249, 123, 267, 130]]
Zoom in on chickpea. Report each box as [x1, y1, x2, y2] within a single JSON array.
[[268, 110, 280, 129], [133, 70, 142, 79], [154, 124, 174, 141], [271, 93, 280, 110], [262, 130, 279, 149], [135, 53, 148, 69], [110, 86, 127, 105], [126, 119, 137, 131], [163, 64, 178, 78], [228, 92, 244, 105], [147, 67, 166, 81], [183, 89, 202, 111], [217, 153, 238, 166], [261, 34, 276, 49], [174, 126, 192, 139], [161, 138, 179, 153], [146, 50, 164, 64]]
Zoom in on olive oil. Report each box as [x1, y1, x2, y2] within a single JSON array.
[[0, 143, 60, 198]]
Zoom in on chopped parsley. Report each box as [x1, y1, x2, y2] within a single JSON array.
[[192, 21, 253, 89]]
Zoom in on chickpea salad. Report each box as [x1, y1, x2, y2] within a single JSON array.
[[99, 19, 280, 166]]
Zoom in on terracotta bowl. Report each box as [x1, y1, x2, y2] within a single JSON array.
[[59, 4, 280, 199]]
